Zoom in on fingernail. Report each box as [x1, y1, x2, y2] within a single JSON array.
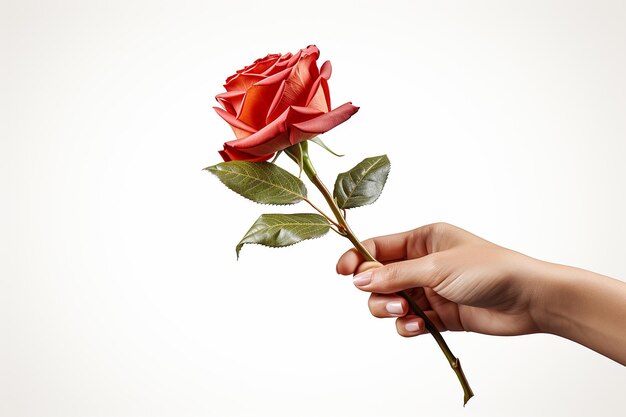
[[405, 321, 420, 332], [352, 271, 372, 287], [385, 301, 403, 315]]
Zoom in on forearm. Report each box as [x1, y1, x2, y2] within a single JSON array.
[[537, 262, 626, 365]]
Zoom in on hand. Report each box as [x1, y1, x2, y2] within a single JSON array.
[[337, 222, 626, 365], [337, 222, 550, 337]]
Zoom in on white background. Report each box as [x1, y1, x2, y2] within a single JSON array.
[[2, 1, 626, 416]]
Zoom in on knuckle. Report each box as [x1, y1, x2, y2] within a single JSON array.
[[431, 221, 452, 236], [423, 251, 441, 273], [372, 264, 399, 293], [423, 252, 445, 284]]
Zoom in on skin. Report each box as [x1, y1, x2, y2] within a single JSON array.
[[337, 222, 626, 366]]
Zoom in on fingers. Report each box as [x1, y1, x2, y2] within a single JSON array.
[[368, 289, 431, 316], [351, 254, 443, 294], [336, 222, 463, 276], [395, 309, 447, 336], [367, 294, 447, 337], [396, 316, 426, 337], [367, 293, 428, 337], [336, 230, 415, 275], [368, 293, 408, 318]]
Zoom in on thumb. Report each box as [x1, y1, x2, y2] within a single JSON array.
[[351, 255, 441, 294]]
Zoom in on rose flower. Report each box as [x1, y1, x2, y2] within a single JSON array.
[[214, 45, 359, 161]]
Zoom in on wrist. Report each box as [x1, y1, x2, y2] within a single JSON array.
[[530, 260, 626, 364], [530, 261, 578, 336]]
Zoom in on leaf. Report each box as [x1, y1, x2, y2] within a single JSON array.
[[333, 155, 390, 209], [205, 161, 307, 205], [310, 137, 344, 157], [236, 213, 331, 258]]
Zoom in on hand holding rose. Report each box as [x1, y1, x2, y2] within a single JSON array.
[[337, 223, 626, 366]]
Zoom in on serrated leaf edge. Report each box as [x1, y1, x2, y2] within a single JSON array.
[[205, 162, 307, 206], [235, 214, 330, 258], [336, 155, 390, 209]]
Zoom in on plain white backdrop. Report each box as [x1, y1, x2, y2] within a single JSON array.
[[2, 1, 625, 416]]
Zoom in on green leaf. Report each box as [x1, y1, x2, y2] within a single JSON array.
[[236, 213, 330, 258], [205, 161, 307, 205], [310, 137, 344, 157], [333, 155, 390, 209]]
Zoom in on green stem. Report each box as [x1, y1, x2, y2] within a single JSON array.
[[303, 198, 342, 229], [300, 143, 474, 406]]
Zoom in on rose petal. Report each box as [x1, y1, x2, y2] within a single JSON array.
[[214, 107, 256, 139], [320, 78, 331, 110], [224, 73, 265, 92], [271, 55, 291, 72], [290, 102, 359, 141], [287, 105, 326, 119], [288, 128, 318, 145], [286, 48, 303, 67], [219, 147, 272, 162], [320, 60, 332, 110], [266, 80, 286, 124], [254, 66, 293, 86], [299, 45, 320, 61], [224, 105, 324, 156], [266, 54, 319, 123], [319, 60, 332, 79], [304, 81, 330, 113], [225, 110, 290, 153], [305, 60, 332, 112], [261, 53, 292, 76], [224, 52, 284, 87], [216, 90, 245, 116], [237, 81, 283, 129], [241, 54, 280, 75]]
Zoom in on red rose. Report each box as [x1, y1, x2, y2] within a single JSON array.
[[214, 45, 359, 162]]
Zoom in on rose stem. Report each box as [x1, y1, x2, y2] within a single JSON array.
[[300, 143, 474, 406]]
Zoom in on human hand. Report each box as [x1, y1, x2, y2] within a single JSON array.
[[336, 222, 549, 338]]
